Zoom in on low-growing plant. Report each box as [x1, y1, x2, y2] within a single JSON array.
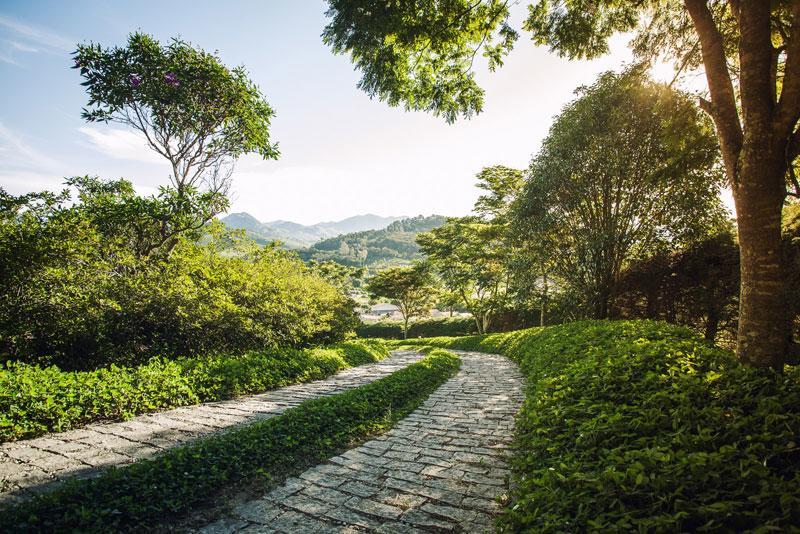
[[0, 350, 460, 532], [0, 339, 388, 442], [397, 321, 800, 531]]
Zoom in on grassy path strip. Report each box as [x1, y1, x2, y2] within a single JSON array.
[[1, 340, 389, 443], [0, 349, 423, 504], [0, 350, 460, 532]]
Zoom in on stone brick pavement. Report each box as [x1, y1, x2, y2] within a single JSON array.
[[197, 351, 524, 533], [0, 350, 425, 505]]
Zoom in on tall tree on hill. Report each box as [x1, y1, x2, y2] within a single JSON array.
[[323, 0, 800, 368]]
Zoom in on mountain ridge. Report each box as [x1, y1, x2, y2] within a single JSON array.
[[220, 212, 409, 248]]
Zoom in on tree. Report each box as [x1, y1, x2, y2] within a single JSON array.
[[418, 166, 522, 333], [73, 33, 279, 254], [514, 71, 726, 319], [366, 265, 438, 338], [323, 1, 800, 368]]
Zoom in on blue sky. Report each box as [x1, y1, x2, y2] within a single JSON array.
[[0, 1, 674, 224]]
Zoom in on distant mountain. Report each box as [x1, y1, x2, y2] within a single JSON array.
[[220, 212, 406, 249], [298, 215, 448, 269]]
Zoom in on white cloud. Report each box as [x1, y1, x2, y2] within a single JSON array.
[[0, 15, 72, 53], [79, 126, 165, 165], [0, 122, 62, 172], [8, 40, 38, 53]]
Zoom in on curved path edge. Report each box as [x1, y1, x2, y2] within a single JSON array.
[[196, 350, 524, 534], [0, 350, 426, 505]]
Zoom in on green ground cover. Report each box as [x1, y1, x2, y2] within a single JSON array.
[[0, 339, 387, 442], [396, 320, 800, 532], [0, 349, 460, 532]]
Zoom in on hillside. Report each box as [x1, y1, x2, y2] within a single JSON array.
[[220, 212, 405, 248], [298, 215, 447, 268]]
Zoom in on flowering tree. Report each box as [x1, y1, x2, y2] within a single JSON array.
[[73, 32, 278, 218]]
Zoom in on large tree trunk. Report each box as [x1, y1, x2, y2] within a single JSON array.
[[685, 0, 793, 369], [733, 156, 788, 368]]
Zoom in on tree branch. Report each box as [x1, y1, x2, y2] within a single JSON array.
[[775, 0, 800, 138], [684, 0, 743, 182]]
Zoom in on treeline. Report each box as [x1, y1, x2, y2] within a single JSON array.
[[414, 71, 800, 346], [0, 179, 357, 370]]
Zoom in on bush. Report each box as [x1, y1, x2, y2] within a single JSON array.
[[0, 185, 359, 370], [357, 317, 477, 339], [397, 320, 800, 531], [0, 350, 460, 532], [0, 340, 388, 442]]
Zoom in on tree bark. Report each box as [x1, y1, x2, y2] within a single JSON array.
[[685, 0, 791, 368], [733, 155, 788, 368]]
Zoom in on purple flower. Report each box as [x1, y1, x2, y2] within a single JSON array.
[[129, 73, 142, 88], [164, 72, 180, 87]]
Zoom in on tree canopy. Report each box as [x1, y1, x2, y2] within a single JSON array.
[[366, 264, 439, 338], [514, 71, 727, 318], [74, 32, 278, 218]]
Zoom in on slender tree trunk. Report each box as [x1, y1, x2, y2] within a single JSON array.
[[403, 315, 409, 339], [704, 308, 720, 343], [540, 272, 548, 326], [474, 314, 483, 335], [734, 155, 788, 368]]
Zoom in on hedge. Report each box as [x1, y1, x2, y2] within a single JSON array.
[[397, 321, 800, 532], [357, 317, 477, 339], [0, 349, 460, 532], [0, 339, 388, 442]]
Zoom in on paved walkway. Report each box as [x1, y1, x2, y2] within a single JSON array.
[[197, 351, 524, 533], [0, 350, 425, 505]]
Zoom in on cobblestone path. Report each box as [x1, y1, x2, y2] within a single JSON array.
[[198, 351, 524, 533], [0, 350, 425, 505]]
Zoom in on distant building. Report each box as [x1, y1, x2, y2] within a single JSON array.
[[370, 303, 400, 315]]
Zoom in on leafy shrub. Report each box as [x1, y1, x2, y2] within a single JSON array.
[[0, 340, 387, 442], [398, 321, 800, 531], [357, 317, 477, 339], [0, 350, 460, 532], [0, 184, 358, 370]]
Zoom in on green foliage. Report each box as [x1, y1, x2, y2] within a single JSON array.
[[323, 0, 517, 123], [398, 321, 800, 531], [0, 182, 358, 369], [617, 230, 740, 343], [357, 317, 477, 339], [419, 166, 523, 333], [0, 340, 388, 442], [0, 350, 460, 532], [366, 264, 440, 338], [513, 70, 726, 319], [73, 32, 278, 247], [300, 215, 447, 269], [74, 32, 278, 161]]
